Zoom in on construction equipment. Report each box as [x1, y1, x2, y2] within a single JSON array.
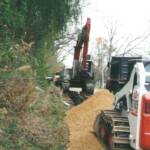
[[62, 18, 95, 96], [93, 57, 150, 150], [53, 71, 63, 86], [61, 68, 72, 93], [106, 57, 142, 93]]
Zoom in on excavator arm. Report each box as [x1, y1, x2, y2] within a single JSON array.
[[73, 18, 91, 78]]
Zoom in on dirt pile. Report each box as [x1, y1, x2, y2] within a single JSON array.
[[66, 89, 113, 150], [0, 77, 36, 113]]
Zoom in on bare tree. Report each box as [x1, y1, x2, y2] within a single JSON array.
[[103, 18, 150, 60], [104, 18, 119, 62], [54, 31, 77, 63], [95, 37, 108, 88], [94, 18, 150, 87]]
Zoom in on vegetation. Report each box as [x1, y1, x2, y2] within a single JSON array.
[[0, 0, 81, 84], [0, 0, 81, 149], [0, 78, 69, 149]]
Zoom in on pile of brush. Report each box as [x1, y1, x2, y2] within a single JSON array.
[[0, 77, 68, 149]]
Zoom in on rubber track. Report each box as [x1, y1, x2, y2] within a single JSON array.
[[99, 110, 131, 150]]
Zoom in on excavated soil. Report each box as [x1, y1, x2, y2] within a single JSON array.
[[66, 89, 113, 150]]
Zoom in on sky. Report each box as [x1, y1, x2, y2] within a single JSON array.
[[64, 0, 150, 67]]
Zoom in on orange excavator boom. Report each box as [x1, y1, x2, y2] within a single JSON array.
[[73, 18, 91, 70]]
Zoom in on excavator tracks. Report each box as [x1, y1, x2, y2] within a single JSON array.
[[94, 110, 132, 150]]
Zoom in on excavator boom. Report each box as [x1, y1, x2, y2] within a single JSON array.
[[73, 18, 91, 78]]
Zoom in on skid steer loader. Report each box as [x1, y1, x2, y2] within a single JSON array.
[[94, 57, 150, 150]]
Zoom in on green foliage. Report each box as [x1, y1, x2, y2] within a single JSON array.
[[5, 120, 17, 134], [0, 0, 80, 45], [50, 144, 66, 150], [0, 0, 80, 87], [0, 1, 78, 149]]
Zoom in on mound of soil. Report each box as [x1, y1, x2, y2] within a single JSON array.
[[66, 89, 113, 150]]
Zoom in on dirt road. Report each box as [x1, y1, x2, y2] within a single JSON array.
[[66, 89, 113, 150]]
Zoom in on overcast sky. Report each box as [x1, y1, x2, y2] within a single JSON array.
[[82, 0, 150, 36], [64, 0, 150, 67]]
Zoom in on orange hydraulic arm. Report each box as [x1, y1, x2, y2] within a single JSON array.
[[74, 18, 91, 69]]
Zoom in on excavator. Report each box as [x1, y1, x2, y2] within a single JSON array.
[[93, 57, 150, 150], [62, 18, 95, 96]]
